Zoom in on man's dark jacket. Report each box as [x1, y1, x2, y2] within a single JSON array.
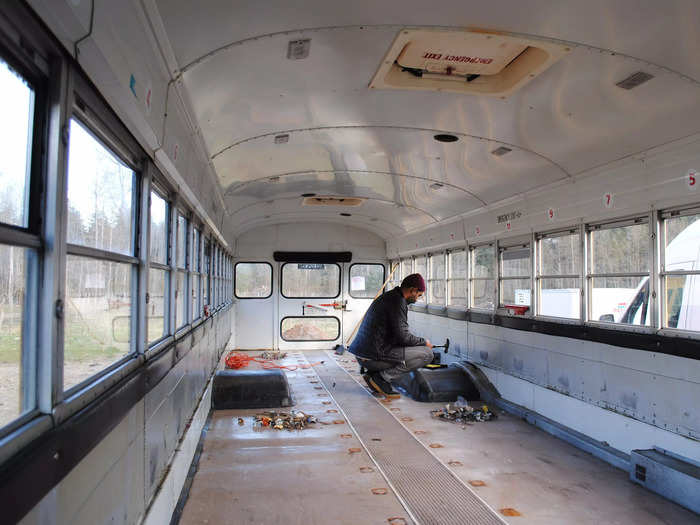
[[349, 287, 426, 363]]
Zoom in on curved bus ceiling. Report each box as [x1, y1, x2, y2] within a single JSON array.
[[152, 0, 700, 238]]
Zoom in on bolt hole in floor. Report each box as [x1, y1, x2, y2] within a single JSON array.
[[176, 350, 699, 524]]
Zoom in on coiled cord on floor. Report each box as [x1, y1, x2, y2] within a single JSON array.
[[224, 351, 323, 371]]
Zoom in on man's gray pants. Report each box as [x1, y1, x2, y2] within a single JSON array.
[[357, 346, 433, 382]]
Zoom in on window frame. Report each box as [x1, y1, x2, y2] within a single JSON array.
[[535, 227, 583, 321], [427, 252, 447, 306], [412, 254, 428, 304], [62, 101, 142, 397], [234, 261, 273, 299], [348, 263, 386, 299], [498, 241, 533, 311], [147, 187, 171, 346], [447, 249, 467, 308], [280, 316, 341, 342], [469, 242, 497, 311], [659, 206, 700, 334], [280, 262, 342, 299], [0, 38, 48, 435], [585, 215, 653, 329]]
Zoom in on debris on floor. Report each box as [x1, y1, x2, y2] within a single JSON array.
[[259, 351, 287, 360], [430, 397, 497, 424], [254, 410, 317, 430]]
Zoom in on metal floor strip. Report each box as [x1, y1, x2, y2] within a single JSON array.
[[310, 351, 505, 525]]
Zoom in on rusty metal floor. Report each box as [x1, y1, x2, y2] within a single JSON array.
[[178, 351, 700, 525]]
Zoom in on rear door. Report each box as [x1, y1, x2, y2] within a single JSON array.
[[342, 262, 388, 346], [277, 262, 343, 350]]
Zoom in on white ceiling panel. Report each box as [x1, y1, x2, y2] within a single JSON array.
[[148, 1, 700, 238]]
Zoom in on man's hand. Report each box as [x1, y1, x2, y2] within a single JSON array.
[[425, 339, 434, 349]]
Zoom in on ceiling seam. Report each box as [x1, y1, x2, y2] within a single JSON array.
[[210, 124, 574, 181], [223, 169, 489, 206], [177, 24, 700, 86], [227, 194, 440, 222]]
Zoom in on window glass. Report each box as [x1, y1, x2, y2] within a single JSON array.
[[177, 214, 187, 269], [193, 228, 200, 272], [281, 317, 340, 341], [471, 245, 495, 309], [350, 264, 385, 298], [541, 234, 579, 275], [235, 263, 272, 298], [64, 256, 132, 391], [0, 59, 34, 228], [204, 239, 210, 305], [539, 278, 580, 318], [663, 214, 700, 330], [539, 232, 581, 318], [147, 268, 166, 343], [400, 259, 412, 281], [192, 276, 201, 319], [472, 245, 495, 278], [66, 119, 134, 255], [448, 250, 467, 306], [500, 246, 531, 307], [429, 254, 446, 305], [0, 244, 30, 427], [413, 256, 427, 303], [176, 271, 186, 327], [472, 279, 496, 310], [281, 263, 340, 298], [501, 246, 530, 277], [590, 222, 649, 324], [591, 223, 648, 274], [150, 191, 167, 264]]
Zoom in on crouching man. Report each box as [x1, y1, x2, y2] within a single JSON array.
[[349, 273, 434, 398]]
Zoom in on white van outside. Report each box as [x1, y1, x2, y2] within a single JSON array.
[[599, 219, 700, 329]]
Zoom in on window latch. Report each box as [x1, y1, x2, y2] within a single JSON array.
[[55, 299, 64, 319]]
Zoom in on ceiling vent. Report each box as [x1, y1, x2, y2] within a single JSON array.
[[287, 39, 310, 60], [303, 196, 365, 207], [369, 29, 570, 97], [491, 146, 512, 156], [616, 71, 654, 90], [274, 134, 289, 144]]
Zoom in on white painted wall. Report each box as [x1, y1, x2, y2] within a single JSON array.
[[408, 310, 700, 462], [234, 222, 387, 350]]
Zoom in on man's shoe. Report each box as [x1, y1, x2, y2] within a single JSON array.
[[367, 373, 400, 399]]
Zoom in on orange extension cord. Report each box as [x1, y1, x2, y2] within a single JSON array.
[[224, 351, 323, 371]]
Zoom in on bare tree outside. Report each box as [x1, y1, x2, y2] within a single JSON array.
[[64, 118, 135, 390]]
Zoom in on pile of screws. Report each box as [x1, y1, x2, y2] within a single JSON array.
[[259, 351, 287, 360], [430, 403, 497, 424], [254, 410, 317, 430]]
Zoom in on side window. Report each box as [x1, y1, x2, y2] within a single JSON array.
[[428, 253, 446, 305], [281, 263, 340, 298], [235, 262, 272, 298], [470, 244, 496, 310], [499, 244, 531, 309], [448, 250, 467, 307], [148, 190, 169, 344], [349, 264, 385, 298], [64, 117, 137, 392], [175, 213, 188, 328], [537, 230, 581, 319], [281, 317, 340, 341], [413, 255, 427, 303], [588, 219, 649, 324], [0, 55, 39, 428], [661, 211, 700, 330]]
